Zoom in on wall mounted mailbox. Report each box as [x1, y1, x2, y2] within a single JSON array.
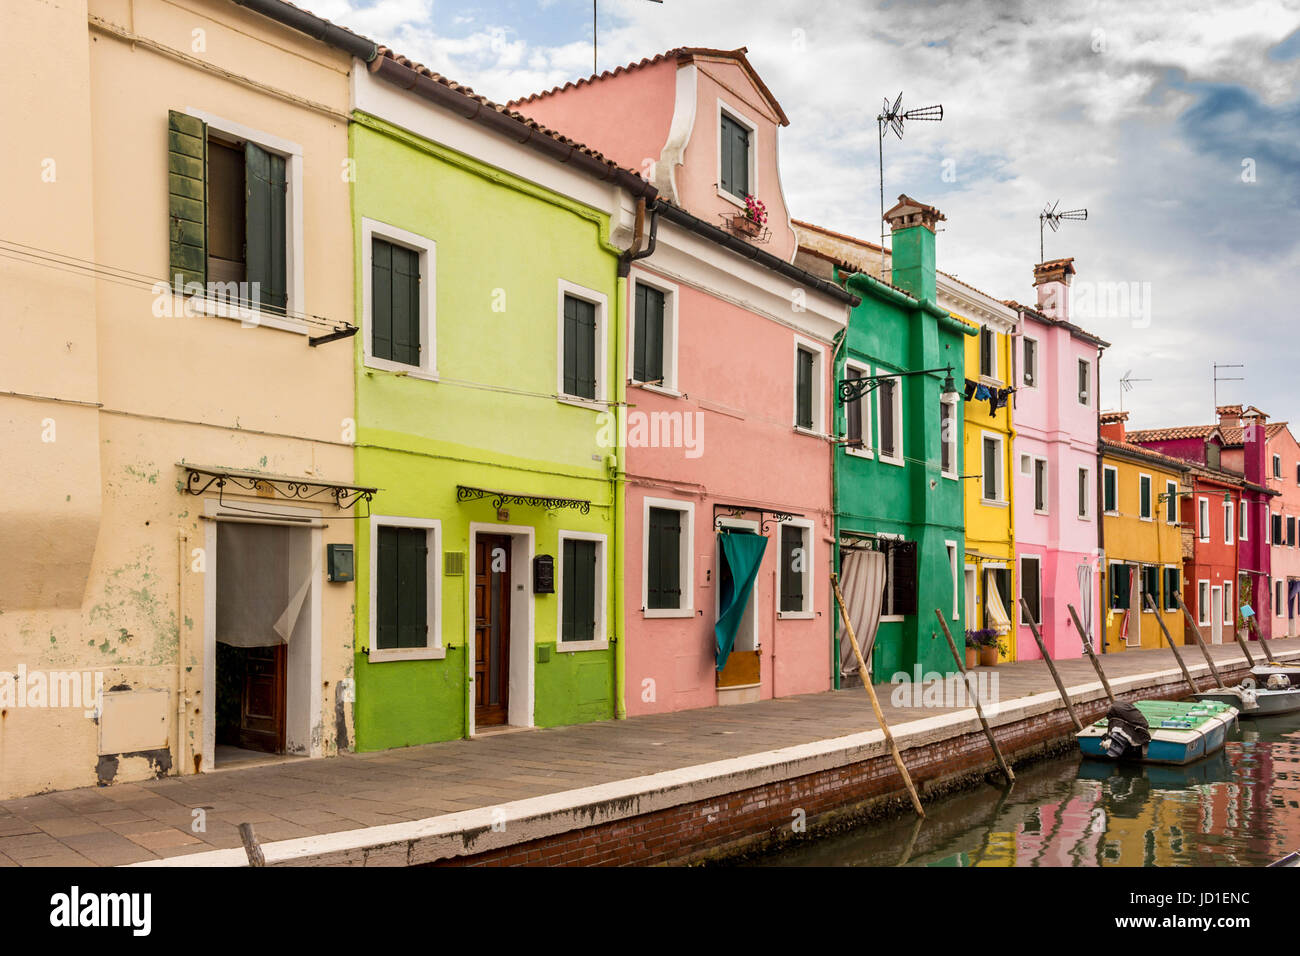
[[533, 554, 555, 594], [327, 543, 354, 582]]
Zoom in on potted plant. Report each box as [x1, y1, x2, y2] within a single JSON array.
[[963, 630, 981, 669], [731, 193, 767, 237], [978, 630, 1004, 667]]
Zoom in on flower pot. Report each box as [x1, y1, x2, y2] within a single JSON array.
[[730, 214, 762, 238], [965, 647, 979, 669], [979, 645, 1000, 667]]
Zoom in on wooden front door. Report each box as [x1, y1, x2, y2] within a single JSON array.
[[475, 535, 512, 727], [239, 644, 286, 753]]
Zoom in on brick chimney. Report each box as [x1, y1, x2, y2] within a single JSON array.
[[1033, 257, 1076, 322], [884, 194, 943, 302], [1217, 404, 1243, 429], [1241, 405, 1268, 486], [1100, 410, 1128, 443]]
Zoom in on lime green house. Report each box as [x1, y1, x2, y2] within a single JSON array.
[[349, 52, 655, 748]]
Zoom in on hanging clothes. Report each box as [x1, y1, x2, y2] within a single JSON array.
[[963, 378, 979, 402], [989, 387, 1013, 414], [714, 530, 768, 671]]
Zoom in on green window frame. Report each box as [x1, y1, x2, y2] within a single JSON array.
[[1163, 567, 1180, 611], [719, 112, 751, 199], [371, 237, 421, 366], [633, 282, 666, 384], [795, 347, 814, 430], [1141, 564, 1159, 612], [1139, 475, 1152, 519], [1109, 562, 1133, 610], [646, 507, 683, 610], [376, 526, 428, 650], [562, 293, 598, 400], [1103, 466, 1118, 513], [561, 538, 599, 643]]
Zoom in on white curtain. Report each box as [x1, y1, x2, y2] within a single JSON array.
[[838, 549, 887, 679], [216, 523, 311, 647], [1076, 563, 1094, 645], [986, 570, 1011, 635]]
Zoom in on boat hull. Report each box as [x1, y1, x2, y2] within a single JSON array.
[[1193, 687, 1300, 717], [1077, 702, 1238, 766]]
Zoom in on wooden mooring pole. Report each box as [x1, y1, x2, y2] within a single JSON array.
[[1143, 593, 1199, 696], [1233, 626, 1257, 668], [1247, 614, 1279, 664], [831, 574, 924, 818], [1067, 603, 1115, 704], [1018, 598, 1083, 733], [1174, 592, 1226, 689], [934, 609, 1014, 784]]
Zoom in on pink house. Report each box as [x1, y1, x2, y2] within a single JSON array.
[[512, 48, 854, 711], [1265, 421, 1300, 637], [1008, 259, 1108, 659]]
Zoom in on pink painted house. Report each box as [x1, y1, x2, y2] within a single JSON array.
[[1008, 259, 1108, 659], [512, 48, 854, 712], [1265, 421, 1300, 637]]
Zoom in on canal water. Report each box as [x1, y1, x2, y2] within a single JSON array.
[[754, 712, 1300, 867]]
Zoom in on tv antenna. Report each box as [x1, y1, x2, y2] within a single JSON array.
[[1212, 362, 1244, 417], [1118, 369, 1151, 412], [876, 92, 943, 277], [1038, 200, 1088, 264]]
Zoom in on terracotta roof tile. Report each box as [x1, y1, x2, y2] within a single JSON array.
[[1100, 438, 1192, 473]]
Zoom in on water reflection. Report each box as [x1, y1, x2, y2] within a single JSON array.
[[754, 712, 1300, 867]]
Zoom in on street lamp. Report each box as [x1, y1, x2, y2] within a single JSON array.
[[838, 364, 959, 405]]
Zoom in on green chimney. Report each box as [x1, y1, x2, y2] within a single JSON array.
[[884, 195, 944, 303]]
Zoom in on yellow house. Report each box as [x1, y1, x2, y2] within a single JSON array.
[[1099, 413, 1189, 651], [944, 278, 1019, 660], [0, 0, 361, 798]]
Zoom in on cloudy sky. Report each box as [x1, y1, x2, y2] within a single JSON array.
[[312, 0, 1300, 430]]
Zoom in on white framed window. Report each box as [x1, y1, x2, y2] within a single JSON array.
[[940, 395, 958, 478], [368, 515, 443, 662], [1224, 580, 1233, 624], [1140, 564, 1158, 614], [1020, 554, 1042, 625], [361, 218, 437, 379], [1199, 496, 1210, 541], [557, 279, 609, 406], [777, 518, 815, 619], [1165, 480, 1178, 524], [981, 432, 1005, 503], [1078, 467, 1091, 519], [979, 326, 997, 380], [556, 530, 608, 652], [793, 336, 827, 436], [878, 532, 907, 623], [1022, 337, 1038, 388], [1033, 457, 1049, 514], [1103, 465, 1119, 514], [642, 497, 694, 618], [1224, 499, 1235, 545], [183, 108, 306, 331], [628, 269, 679, 393], [946, 540, 960, 621], [1139, 474, 1153, 520], [1077, 358, 1091, 406], [1198, 580, 1210, 625], [1240, 499, 1248, 540], [1277, 579, 1284, 612], [1274, 454, 1283, 479], [843, 360, 873, 459], [875, 364, 904, 465], [716, 99, 758, 207]]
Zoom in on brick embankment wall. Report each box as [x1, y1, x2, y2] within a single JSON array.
[[435, 661, 1255, 867]]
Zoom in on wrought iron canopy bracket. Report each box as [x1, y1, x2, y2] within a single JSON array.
[[456, 485, 591, 515], [181, 464, 377, 511], [837, 365, 955, 405], [712, 503, 803, 536]]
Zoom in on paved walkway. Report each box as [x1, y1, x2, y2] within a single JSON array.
[[1, 638, 1295, 866]]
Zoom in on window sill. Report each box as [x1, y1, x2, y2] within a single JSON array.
[[630, 380, 681, 398], [981, 498, 1009, 508], [191, 296, 308, 335], [1034, 508, 1049, 516], [555, 639, 610, 654], [367, 646, 447, 663], [364, 359, 439, 382], [793, 426, 830, 441], [879, 454, 904, 468], [1139, 516, 1153, 523], [941, 471, 958, 480], [717, 187, 747, 210], [777, 610, 815, 621], [845, 447, 874, 460], [644, 607, 694, 619], [557, 395, 607, 411], [879, 615, 905, 624]]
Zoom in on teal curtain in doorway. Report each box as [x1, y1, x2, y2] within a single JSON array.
[[715, 531, 768, 671]]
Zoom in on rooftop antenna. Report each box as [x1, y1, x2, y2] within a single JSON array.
[[1118, 369, 1151, 413], [593, 0, 663, 74], [1212, 362, 1244, 418], [1039, 200, 1088, 264], [876, 92, 943, 278]]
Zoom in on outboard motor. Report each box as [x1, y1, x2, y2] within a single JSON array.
[[1100, 701, 1151, 759]]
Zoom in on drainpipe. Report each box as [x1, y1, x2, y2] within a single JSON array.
[[829, 316, 849, 690], [176, 531, 189, 774], [618, 198, 659, 278]]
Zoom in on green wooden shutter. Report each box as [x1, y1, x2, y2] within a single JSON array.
[[720, 114, 749, 197], [168, 110, 207, 292], [1104, 470, 1117, 513], [396, 527, 428, 648], [634, 284, 664, 383], [244, 141, 287, 314], [372, 239, 393, 361], [647, 508, 681, 609], [779, 525, 803, 612], [720, 115, 734, 196], [1164, 568, 1180, 610], [796, 349, 813, 429], [376, 526, 399, 650], [391, 243, 420, 366], [562, 539, 597, 642], [563, 295, 596, 399]]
